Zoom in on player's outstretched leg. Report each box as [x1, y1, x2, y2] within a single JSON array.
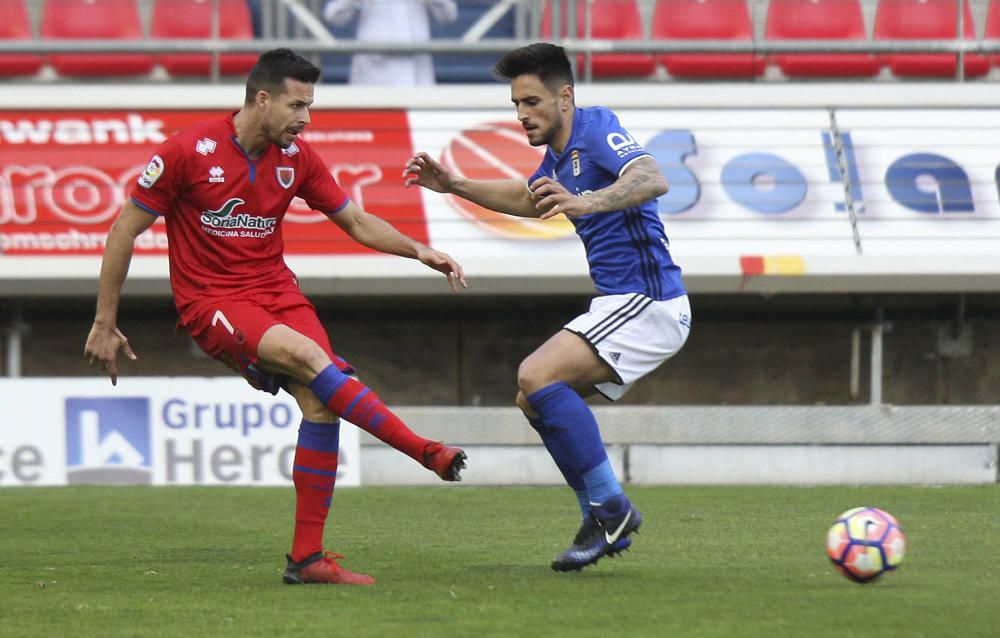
[[551, 494, 642, 572], [308, 364, 467, 481], [283, 551, 375, 586]]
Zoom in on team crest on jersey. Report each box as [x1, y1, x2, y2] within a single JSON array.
[[195, 138, 217, 155], [137, 154, 164, 189], [276, 167, 295, 189], [571, 150, 581, 177], [282, 143, 300, 157]]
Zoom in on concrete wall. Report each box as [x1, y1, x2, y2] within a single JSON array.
[[8, 292, 1000, 406], [359, 404, 1000, 485]]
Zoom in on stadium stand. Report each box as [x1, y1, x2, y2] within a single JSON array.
[[0, 0, 43, 78], [874, 0, 990, 78], [320, 20, 356, 84], [985, 0, 1000, 69], [41, 0, 155, 77], [765, 0, 881, 78], [246, 0, 354, 83], [151, 0, 258, 77], [652, 0, 766, 79], [431, 0, 516, 83], [0, 0, 997, 82], [540, 0, 657, 79]]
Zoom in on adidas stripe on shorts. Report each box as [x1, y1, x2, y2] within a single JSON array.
[[564, 293, 691, 401]]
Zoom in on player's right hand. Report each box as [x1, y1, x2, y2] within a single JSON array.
[[403, 152, 452, 193], [84, 322, 137, 386]]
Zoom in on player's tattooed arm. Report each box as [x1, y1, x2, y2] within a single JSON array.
[[533, 156, 667, 220], [584, 156, 668, 214]]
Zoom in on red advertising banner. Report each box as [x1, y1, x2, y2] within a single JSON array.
[[0, 109, 426, 256]]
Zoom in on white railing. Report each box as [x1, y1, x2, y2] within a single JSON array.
[[2, 0, 1000, 81]]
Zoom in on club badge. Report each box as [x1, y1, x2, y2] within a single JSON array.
[[276, 166, 295, 189]]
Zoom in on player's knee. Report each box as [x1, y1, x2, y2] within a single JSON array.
[[515, 390, 540, 419], [266, 334, 329, 380], [516, 360, 548, 396]]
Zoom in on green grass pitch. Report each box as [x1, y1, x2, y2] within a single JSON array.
[[1, 485, 997, 637]]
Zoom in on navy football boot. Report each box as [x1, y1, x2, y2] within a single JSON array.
[[551, 494, 642, 572]]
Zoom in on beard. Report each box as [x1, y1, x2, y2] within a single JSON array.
[[533, 117, 562, 147]]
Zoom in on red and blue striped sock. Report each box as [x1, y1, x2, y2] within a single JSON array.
[[308, 364, 429, 462], [290, 419, 340, 563]]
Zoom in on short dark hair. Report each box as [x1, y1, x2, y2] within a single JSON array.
[[244, 48, 321, 103], [494, 42, 574, 91]]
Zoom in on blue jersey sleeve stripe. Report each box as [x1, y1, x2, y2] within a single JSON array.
[[325, 197, 351, 215], [130, 197, 163, 217]]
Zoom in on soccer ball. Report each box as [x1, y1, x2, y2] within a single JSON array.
[[826, 507, 905, 583]]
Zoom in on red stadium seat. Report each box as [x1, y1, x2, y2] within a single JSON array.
[[765, 0, 881, 77], [874, 0, 989, 77], [540, 0, 657, 78], [41, 0, 154, 77], [652, 0, 765, 79], [0, 0, 43, 77], [152, 0, 258, 76], [985, 0, 1000, 68]]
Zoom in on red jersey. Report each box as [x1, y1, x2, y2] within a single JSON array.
[[129, 112, 348, 319]]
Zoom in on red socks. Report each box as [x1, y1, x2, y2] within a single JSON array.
[[290, 420, 340, 563], [308, 364, 429, 462]]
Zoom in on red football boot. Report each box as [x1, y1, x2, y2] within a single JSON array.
[[422, 442, 467, 481], [282, 551, 375, 586]]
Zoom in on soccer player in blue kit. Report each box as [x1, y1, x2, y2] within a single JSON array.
[[404, 43, 691, 571]]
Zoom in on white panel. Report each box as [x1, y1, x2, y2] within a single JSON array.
[[361, 444, 625, 486], [0, 378, 360, 487], [629, 445, 997, 485], [3, 83, 999, 110]]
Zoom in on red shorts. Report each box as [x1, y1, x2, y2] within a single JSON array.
[[180, 286, 353, 393]]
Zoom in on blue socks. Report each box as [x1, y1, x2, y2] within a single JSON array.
[[525, 382, 624, 517], [583, 460, 622, 506], [528, 415, 591, 518]]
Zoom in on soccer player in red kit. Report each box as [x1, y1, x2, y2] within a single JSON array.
[[84, 48, 468, 586]]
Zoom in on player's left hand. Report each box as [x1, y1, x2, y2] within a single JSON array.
[[529, 176, 593, 220], [416, 246, 467, 292]]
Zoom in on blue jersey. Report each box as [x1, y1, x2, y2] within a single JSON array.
[[529, 106, 685, 301]]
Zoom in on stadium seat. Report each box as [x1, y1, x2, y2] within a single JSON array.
[[874, 0, 989, 78], [765, 0, 881, 78], [0, 0, 43, 77], [985, 0, 1000, 69], [431, 0, 516, 83], [652, 0, 765, 79], [41, 0, 155, 77], [541, 0, 657, 79], [151, 0, 258, 76]]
